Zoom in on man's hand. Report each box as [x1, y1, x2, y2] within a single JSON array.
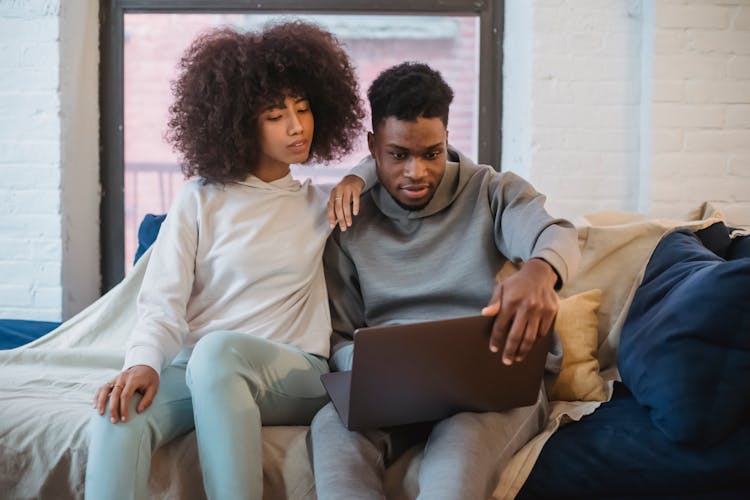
[[481, 258, 559, 365], [327, 175, 365, 231], [93, 365, 160, 423]]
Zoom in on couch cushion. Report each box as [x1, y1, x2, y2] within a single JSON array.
[[0, 319, 61, 350], [134, 213, 166, 265], [618, 226, 750, 446], [517, 383, 750, 499], [548, 289, 607, 402]]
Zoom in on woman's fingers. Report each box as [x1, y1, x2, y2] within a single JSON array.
[[95, 366, 160, 422], [93, 382, 111, 415], [328, 175, 365, 231], [329, 191, 358, 231], [137, 383, 158, 414], [119, 381, 137, 423], [108, 380, 125, 423], [334, 194, 347, 231], [327, 196, 337, 228], [350, 188, 360, 217]]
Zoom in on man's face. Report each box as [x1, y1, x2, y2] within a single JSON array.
[[368, 116, 448, 210]]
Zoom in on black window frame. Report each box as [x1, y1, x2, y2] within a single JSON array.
[[100, 0, 504, 292]]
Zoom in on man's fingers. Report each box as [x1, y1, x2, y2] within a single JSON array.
[[515, 315, 540, 362], [539, 311, 555, 339], [481, 302, 500, 316], [482, 283, 503, 317], [489, 309, 511, 353], [502, 313, 527, 366]]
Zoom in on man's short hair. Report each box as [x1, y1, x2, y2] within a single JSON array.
[[367, 62, 454, 130]]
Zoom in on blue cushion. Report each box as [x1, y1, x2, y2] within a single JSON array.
[[618, 226, 750, 447], [0, 319, 61, 350], [134, 213, 166, 265], [518, 384, 750, 499], [728, 232, 750, 260]]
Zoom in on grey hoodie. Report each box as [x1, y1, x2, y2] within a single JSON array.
[[324, 147, 580, 368]]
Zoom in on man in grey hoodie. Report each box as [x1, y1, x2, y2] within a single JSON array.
[[311, 62, 580, 500]]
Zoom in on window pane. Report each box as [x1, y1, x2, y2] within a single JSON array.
[[124, 13, 480, 271]]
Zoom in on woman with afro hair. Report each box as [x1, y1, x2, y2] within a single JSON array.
[[86, 21, 371, 499]]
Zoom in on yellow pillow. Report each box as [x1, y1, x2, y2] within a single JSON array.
[[548, 289, 608, 402]]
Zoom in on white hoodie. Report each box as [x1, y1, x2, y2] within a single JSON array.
[[123, 172, 345, 375]]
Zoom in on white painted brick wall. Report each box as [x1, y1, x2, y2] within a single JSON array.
[[0, 0, 62, 321], [523, 0, 644, 219], [651, 0, 750, 217], [504, 0, 749, 221]]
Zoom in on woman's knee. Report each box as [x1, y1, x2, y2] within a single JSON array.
[[186, 332, 241, 387], [88, 401, 151, 449]]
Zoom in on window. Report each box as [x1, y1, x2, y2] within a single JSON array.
[[101, 0, 503, 292]]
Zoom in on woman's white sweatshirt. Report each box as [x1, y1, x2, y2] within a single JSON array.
[[123, 172, 341, 374]]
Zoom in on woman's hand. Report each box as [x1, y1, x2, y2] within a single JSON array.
[[93, 365, 160, 423], [327, 175, 365, 231]]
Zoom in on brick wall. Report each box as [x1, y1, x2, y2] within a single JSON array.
[[0, 0, 63, 321], [0, 0, 99, 321], [650, 0, 750, 217], [503, 0, 750, 221], [504, 0, 645, 219]]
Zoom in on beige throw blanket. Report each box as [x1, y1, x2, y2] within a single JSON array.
[[0, 203, 743, 500]]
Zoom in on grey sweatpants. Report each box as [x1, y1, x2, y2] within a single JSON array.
[[310, 346, 550, 500]]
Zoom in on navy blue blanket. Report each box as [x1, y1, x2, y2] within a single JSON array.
[[518, 383, 750, 499]]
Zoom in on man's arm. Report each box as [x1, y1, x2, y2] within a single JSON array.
[[323, 231, 366, 372], [483, 171, 581, 365]]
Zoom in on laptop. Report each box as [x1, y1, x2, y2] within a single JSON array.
[[320, 315, 553, 431]]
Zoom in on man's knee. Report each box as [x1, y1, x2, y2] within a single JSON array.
[[432, 412, 485, 440], [311, 402, 341, 435]]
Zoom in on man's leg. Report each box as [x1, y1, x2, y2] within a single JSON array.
[[85, 364, 194, 500], [311, 402, 393, 500], [187, 331, 330, 500], [311, 344, 393, 500], [417, 387, 549, 500]]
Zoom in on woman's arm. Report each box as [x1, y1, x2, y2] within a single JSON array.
[[94, 182, 201, 422], [327, 155, 378, 230]]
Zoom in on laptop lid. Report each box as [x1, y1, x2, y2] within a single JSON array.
[[320, 371, 352, 427], [343, 315, 552, 431]]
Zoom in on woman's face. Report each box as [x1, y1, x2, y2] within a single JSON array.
[[256, 95, 314, 173]]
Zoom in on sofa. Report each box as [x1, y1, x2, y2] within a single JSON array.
[[1, 203, 748, 499]]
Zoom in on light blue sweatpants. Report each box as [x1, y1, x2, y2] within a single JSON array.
[[85, 332, 329, 500]]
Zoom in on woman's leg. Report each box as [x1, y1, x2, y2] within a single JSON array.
[[186, 332, 329, 500], [85, 363, 194, 500]]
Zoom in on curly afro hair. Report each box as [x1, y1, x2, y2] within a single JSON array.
[[166, 21, 365, 184], [368, 62, 454, 130]]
